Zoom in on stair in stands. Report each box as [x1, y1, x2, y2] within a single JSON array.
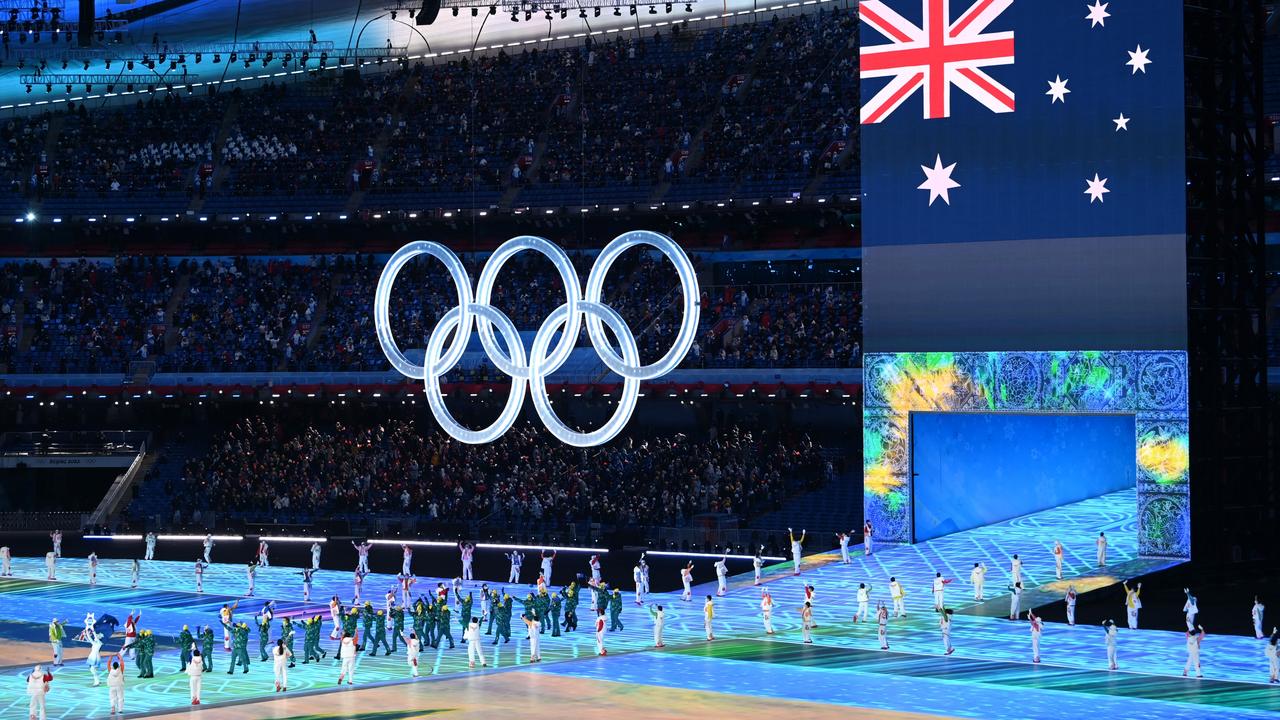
[[161, 272, 190, 354], [190, 91, 243, 213], [15, 268, 39, 354], [345, 72, 422, 215], [750, 463, 861, 536], [500, 85, 578, 210]]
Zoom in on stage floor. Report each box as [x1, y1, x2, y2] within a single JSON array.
[[2, 489, 1277, 719]]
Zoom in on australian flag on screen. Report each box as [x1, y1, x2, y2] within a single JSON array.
[[859, 0, 1185, 246]]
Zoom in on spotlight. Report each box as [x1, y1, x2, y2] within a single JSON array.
[[490, 4, 497, 13], [471, 7, 478, 15], [629, 4, 636, 13], [665, 2, 671, 11], [560, 8, 567, 18], [452, 6, 458, 15], [158, 52, 165, 62], [178, 54, 186, 63], [580, 7, 587, 16], [525, 10, 532, 19], [127, 59, 134, 70], [595, 6, 601, 15], [649, 4, 656, 13], [228, 52, 236, 62], [170, 60, 177, 70], [25, 211, 34, 221]]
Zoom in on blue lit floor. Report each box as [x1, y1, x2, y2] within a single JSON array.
[[1, 490, 1277, 719]]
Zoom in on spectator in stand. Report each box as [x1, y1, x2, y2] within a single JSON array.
[[152, 414, 830, 531]]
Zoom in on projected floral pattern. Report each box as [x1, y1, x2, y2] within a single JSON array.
[[862, 351, 1190, 558]]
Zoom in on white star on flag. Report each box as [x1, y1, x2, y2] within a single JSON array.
[[1085, 1, 1110, 28], [1113, 113, 1130, 131], [1084, 173, 1110, 203], [918, 155, 960, 206], [1126, 45, 1152, 74], [1046, 75, 1071, 103]]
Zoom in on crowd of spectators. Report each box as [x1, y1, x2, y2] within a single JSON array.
[[0, 114, 50, 199], [0, 251, 860, 374], [0, 263, 22, 370], [50, 94, 228, 198], [160, 414, 832, 529], [163, 256, 328, 372], [1, 9, 858, 210], [373, 50, 571, 196], [698, 10, 858, 185], [536, 24, 763, 191], [14, 256, 173, 373]]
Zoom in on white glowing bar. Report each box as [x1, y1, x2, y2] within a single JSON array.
[[476, 543, 607, 553], [83, 534, 143, 540], [368, 539, 457, 547], [157, 534, 244, 541], [645, 550, 786, 561], [258, 536, 326, 543]]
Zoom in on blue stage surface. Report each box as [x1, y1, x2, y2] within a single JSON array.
[[1, 490, 1276, 719]]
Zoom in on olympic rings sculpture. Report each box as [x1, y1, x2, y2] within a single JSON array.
[[373, 230, 700, 447]]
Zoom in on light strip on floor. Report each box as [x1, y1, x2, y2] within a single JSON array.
[[368, 539, 457, 547], [82, 534, 143, 540], [476, 543, 608, 553], [257, 536, 327, 542], [156, 534, 244, 541], [645, 550, 787, 561]]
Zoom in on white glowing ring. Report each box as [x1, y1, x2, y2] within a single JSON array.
[[373, 231, 700, 447], [528, 302, 641, 447], [374, 241, 472, 379], [584, 230, 700, 379], [423, 305, 527, 445]]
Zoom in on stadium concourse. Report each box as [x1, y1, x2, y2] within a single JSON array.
[[0, 492, 1277, 719]]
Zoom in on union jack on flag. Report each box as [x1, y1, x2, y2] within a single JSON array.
[[860, 0, 1015, 124]]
